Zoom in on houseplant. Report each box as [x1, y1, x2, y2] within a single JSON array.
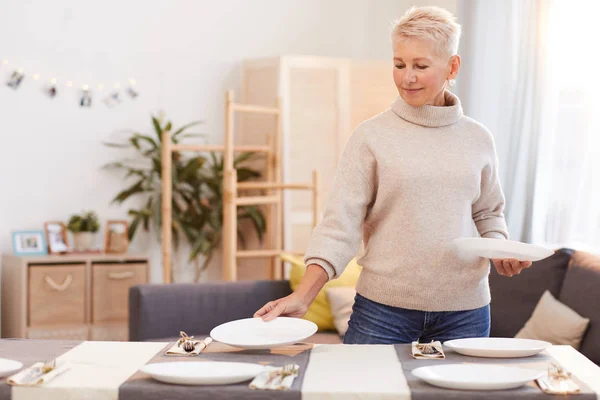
[[67, 211, 100, 251], [104, 113, 266, 281]]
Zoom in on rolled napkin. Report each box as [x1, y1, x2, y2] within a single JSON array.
[[536, 363, 580, 394], [165, 337, 213, 356], [249, 364, 300, 391], [411, 340, 445, 359], [7, 361, 70, 386]]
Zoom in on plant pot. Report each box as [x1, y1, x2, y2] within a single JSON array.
[[73, 232, 95, 252]]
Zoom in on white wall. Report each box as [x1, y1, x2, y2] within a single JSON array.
[[0, 0, 456, 284]]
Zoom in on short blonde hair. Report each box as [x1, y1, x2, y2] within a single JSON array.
[[391, 6, 462, 58]]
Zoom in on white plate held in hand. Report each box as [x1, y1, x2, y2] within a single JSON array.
[[140, 361, 265, 385], [452, 237, 554, 261], [412, 364, 544, 390], [443, 337, 552, 358], [0, 358, 23, 378], [210, 317, 317, 349]]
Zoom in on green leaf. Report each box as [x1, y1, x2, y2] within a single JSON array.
[[177, 133, 206, 139], [152, 116, 163, 142], [237, 228, 247, 249], [172, 121, 205, 138], [133, 134, 158, 150], [178, 156, 206, 182], [103, 142, 131, 148], [238, 206, 266, 241], [111, 179, 146, 203], [102, 161, 126, 170], [234, 151, 262, 166], [129, 216, 141, 241], [236, 167, 261, 181]]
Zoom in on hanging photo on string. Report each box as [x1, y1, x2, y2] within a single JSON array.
[[126, 86, 138, 99], [46, 79, 57, 98], [7, 70, 24, 89], [80, 89, 92, 107], [126, 79, 138, 99], [104, 91, 122, 108]]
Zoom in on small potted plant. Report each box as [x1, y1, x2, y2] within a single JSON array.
[[67, 211, 100, 252]]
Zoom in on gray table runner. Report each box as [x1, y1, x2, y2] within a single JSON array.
[[118, 340, 313, 400], [394, 343, 596, 399], [0, 339, 83, 400]]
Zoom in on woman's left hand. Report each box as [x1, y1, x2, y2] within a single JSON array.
[[492, 259, 532, 277]]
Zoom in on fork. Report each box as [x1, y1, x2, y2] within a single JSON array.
[[20, 359, 56, 384], [265, 364, 298, 386]]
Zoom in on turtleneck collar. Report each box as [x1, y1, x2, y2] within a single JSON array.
[[391, 90, 463, 128]]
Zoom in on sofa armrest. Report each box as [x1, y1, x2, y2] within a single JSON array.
[[129, 280, 293, 341]]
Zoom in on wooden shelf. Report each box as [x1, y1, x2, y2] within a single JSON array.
[[1, 253, 149, 340]]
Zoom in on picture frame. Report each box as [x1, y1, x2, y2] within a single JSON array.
[[44, 221, 69, 254], [12, 230, 48, 256], [104, 220, 130, 254]]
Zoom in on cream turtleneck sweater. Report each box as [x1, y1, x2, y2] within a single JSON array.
[[304, 91, 508, 312]]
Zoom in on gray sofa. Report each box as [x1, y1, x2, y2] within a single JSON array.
[[129, 248, 600, 364]]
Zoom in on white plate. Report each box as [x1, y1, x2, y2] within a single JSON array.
[[0, 358, 23, 377], [140, 361, 264, 385], [452, 237, 554, 261], [412, 364, 544, 390], [210, 317, 318, 349], [443, 337, 552, 358]]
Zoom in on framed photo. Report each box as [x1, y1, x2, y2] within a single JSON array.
[[12, 230, 48, 256], [44, 222, 69, 254], [104, 220, 129, 254]]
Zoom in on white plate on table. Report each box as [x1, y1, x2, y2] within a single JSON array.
[[0, 358, 23, 378], [412, 364, 544, 391], [140, 361, 265, 385], [210, 317, 318, 349], [443, 338, 552, 358], [452, 237, 554, 261]]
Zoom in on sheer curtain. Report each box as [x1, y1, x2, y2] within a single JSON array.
[[531, 0, 600, 252], [457, 0, 600, 252], [456, 0, 552, 242]]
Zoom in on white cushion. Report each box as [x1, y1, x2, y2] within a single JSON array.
[[515, 290, 590, 349]]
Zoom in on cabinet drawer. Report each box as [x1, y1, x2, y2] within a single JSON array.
[[29, 264, 86, 326], [91, 323, 128, 341], [27, 325, 88, 340], [92, 263, 147, 323]]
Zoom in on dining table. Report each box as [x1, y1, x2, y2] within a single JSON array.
[[1, 338, 600, 400]]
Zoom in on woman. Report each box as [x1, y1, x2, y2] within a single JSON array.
[[254, 6, 532, 344]]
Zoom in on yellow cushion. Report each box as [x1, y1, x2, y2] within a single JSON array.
[[281, 253, 362, 331]]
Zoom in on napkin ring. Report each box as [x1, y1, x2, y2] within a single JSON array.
[[548, 363, 572, 381], [177, 331, 196, 353], [416, 340, 440, 355]]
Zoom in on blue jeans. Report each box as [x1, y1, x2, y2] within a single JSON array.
[[343, 293, 490, 344]]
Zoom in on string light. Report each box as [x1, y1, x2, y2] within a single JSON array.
[[0, 58, 139, 107]]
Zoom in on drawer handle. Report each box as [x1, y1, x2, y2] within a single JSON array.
[[108, 271, 135, 280], [44, 274, 73, 291]]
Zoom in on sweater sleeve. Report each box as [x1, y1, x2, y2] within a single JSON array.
[[472, 137, 509, 240], [304, 129, 376, 280]]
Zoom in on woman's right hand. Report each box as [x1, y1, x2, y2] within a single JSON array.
[[254, 263, 329, 322], [253, 293, 309, 321]]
